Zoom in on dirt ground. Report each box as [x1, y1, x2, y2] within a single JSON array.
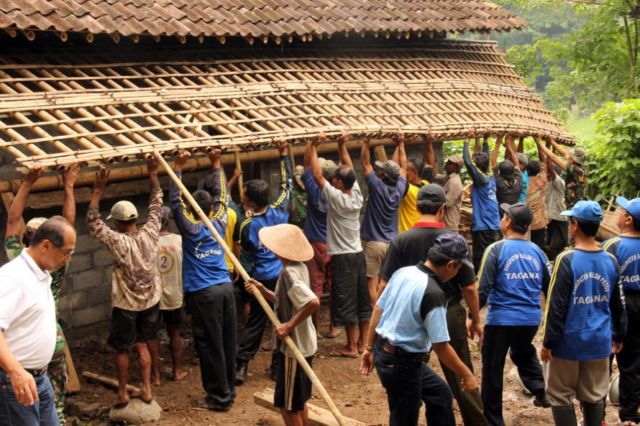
[[66, 304, 622, 425]]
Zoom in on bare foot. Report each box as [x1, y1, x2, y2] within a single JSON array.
[[329, 346, 358, 358], [152, 374, 161, 386], [115, 392, 130, 408], [173, 370, 189, 381], [140, 386, 153, 403]]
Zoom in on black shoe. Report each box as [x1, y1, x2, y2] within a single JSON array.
[[196, 399, 231, 412], [534, 392, 551, 408], [236, 362, 248, 385]]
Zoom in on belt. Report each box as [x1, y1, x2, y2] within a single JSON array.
[[381, 339, 428, 363], [25, 367, 48, 376]]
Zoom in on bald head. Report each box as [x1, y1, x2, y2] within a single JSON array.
[[30, 216, 75, 248]]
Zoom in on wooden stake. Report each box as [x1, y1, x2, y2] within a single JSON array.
[[153, 151, 348, 426], [64, 344, 81, 394], [81, 371, 140, 394]]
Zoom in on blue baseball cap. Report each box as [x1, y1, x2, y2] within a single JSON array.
[[429, 233, 474, 270], [561, 200, 603, 223], [616, 196, 640, 220]]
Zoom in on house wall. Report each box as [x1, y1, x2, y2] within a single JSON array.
[[0, 143, 441, 343]]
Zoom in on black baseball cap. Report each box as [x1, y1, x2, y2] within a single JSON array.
[[500, 202, 533, 228], [429, 233, 474, 270], [417, 183, 446, 204], [499, 160, 515, 177]]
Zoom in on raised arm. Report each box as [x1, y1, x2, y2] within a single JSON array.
[[516, 137, 525, 153], [535, 138, 567, 171], [424, 135, 435, 168], [226, 168, 242, 191], [303, 139, 313, 169], [310, 135, 326, 188], [62, 163, 79, 225], [360, 138, 374, 176], [140, 157, 164, 237], [504, 135, 520, 169], [338, 131, 354, 168], [6, 165, 43, 238], [490, 135, 503, 169], [462, 139, 488, 187], [271, 140, 293, 211], [396, 132, 407, 177], [87, 167, 119, 246], [535, 136, 546, 162], [549, 138, 572, 162], [169, 150, 200, 236], [208, 149, 228, 223]]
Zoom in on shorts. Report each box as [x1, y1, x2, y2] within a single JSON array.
[[305, 241, 332, 297], [273, 351, 313, 412], [161, 308, 183, 326], [107, 304, 161, 350], [331, 252, 371, 326], [362, 240, 389, 278]]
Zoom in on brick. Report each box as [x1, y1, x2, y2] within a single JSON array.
[[75, 234, 102, 254], [69, 269, 104, 292], [92, 249, 113, 267], [86, 282, 112, 306], [67, 253, 93, 274], [71, 302, 111, 328]]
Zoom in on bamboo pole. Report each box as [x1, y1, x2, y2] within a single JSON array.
[[153, 151, 348, 426], [234, 150, 244, 199]]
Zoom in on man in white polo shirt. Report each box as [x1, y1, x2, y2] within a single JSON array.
[[0, 216, 76, 426]]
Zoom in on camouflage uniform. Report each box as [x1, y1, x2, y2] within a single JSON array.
[[564, 163, 587, 208], [289, 186, 307, 229], [5, 236, 68, 425]]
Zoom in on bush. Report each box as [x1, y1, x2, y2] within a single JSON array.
[[586, 99, 640, 199]]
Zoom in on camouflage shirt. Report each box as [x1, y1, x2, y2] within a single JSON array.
[[564, 163, 587, 208], [87, 185, 163, 311], [289, 187, 307, 229], [4, 235, 67, 303]]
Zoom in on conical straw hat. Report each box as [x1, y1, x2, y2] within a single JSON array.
[[258, 224, 314, 262]]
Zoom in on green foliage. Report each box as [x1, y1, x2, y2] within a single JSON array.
[[585, 99, 640, 198]]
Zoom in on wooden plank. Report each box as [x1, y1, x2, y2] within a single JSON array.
[[253, 389, 365, 426], [63, 343, 81, 394]]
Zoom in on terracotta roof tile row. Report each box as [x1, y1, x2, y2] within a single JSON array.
[[0, 40, 569, 168], [0, 0, 526, 39]]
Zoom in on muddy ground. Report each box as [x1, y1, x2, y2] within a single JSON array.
[[66, 304, 622, 425]]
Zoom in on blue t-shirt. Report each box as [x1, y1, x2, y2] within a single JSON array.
[[478, 239, 551, 326], [462, 142, 501, 232], [240, 156, 292, 281], [519, 170, 529, 203], [376, 263, 450, 353], [543, 249, 626, 361], [301, 169, 328, 243], [604, 236, 640, 292], [361, 173, 407, 243], [169, 170, 230, 293]]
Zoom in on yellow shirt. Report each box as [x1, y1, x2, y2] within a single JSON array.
[[224, 207, 237, 272], [398, 180, 428, 233]]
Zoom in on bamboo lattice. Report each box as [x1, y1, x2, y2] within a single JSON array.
[[0, 41, 572, 168]]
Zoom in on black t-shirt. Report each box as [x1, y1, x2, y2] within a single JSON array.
[[493, 166, 523, 206], [379, 222, 476, 304]]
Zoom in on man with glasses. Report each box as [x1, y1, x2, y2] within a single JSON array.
[[4, 163, 79, 425], [87, 158, 163, 408], [0, 216, 77, 426]]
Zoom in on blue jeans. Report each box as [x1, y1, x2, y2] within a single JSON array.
[[0, 370, 59, 426], [374, 339, 455, 426]]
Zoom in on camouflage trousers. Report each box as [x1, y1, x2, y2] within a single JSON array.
[[48, 322, 68, 425]]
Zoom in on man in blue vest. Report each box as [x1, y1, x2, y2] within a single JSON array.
[[478, 202, 551, 426], [603, 196, 640, 424], [462, 137, 501, 271], [542, 201, 626, 426], [236, 140, 292, 384], [169, 149, 236, 412]]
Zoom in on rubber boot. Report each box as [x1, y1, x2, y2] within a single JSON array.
[[552, 405, 578, 426], [582, 402, 604, 426]]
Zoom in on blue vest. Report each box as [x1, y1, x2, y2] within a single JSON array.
[[553, 250, 618, 361], [181, 221, 229, 293], [604, 236, 640, 292], [241, 207, 289, 280], [471, 177, 501, 231]]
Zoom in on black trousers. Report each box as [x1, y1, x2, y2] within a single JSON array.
[[185, 283, 237, 407], [619, 293, 640, 423], [237, 277, 278, 363], [374, 339, 454, 426], [439, 302, 487, 426], [546, 220, 568, 261], [472, 230, 501, 272], [481, 325, 545, 426], [530, 228, 546, 253]]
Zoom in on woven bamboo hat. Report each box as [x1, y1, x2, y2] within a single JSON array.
[[258, 223, 314, 262]]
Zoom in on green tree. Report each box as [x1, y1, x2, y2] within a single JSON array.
[[585, 99, 640, 198]]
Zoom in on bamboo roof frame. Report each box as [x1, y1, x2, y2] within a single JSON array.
[[0, 40, 572, 168]]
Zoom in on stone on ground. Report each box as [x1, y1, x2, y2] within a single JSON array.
[[109, 399, 162, 424]]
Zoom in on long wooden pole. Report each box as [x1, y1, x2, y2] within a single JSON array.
[[233, 150, 243, 200], [153, 151, 348, 426]]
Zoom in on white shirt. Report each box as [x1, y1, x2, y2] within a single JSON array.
[[0, 251, 57, 369], [157, 233, 183, 310], [321, 180, 364, 255]]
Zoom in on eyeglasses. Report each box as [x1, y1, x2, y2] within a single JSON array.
[[48, 240, 74, 257]]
